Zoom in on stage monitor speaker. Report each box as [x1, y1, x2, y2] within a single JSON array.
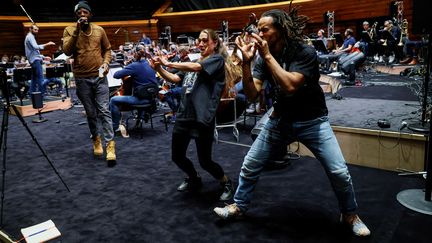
[[31, 92, 43, 109], [412, 0, 432, 34]]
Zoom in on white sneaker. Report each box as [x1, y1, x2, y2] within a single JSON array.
[[328, 72, 342, 77], [246, 103, 255, 114], [115, 124, 129, 138], [378, 56, 384, 63], [374, 54, 379, 62], [389, 55, 395, 64], [255, 103, 262, 114]]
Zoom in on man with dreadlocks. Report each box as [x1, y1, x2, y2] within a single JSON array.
[[213, 8, 370, 237]]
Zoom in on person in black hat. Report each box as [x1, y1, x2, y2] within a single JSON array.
[[63, 1, 117, 165]]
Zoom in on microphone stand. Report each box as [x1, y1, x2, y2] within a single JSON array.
[[0, 69, 70, 227], [397, 33, 432, 215]]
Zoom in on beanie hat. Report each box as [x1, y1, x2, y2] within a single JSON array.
[[74, 1, 92, 13]]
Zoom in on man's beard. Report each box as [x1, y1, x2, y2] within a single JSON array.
[[81, 23, 89, 31], [78, 18, 90, 31]]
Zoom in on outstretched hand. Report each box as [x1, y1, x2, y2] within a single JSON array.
[[148, 54, 163, 70], [148, 56, 160, 69], [45, 41, 56, 47], [235, 35, 256, 64]]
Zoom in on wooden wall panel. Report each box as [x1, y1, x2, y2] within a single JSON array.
[[154, 0, 414, 40], [0, 19, 159, 58], [0, 20, 26, 57]]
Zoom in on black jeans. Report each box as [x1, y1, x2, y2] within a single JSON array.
[[171, 132, 224, 180]]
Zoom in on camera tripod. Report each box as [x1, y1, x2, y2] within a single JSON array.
[[0, 69, 70, 226]]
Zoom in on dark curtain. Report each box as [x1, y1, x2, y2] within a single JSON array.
[[172, 0, 287, 12]]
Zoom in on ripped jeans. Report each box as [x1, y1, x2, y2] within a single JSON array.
[[234, 115, 358, 214]]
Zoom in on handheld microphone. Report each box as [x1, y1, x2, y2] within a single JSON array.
[[78, 18, 88, 25], [399, 121, 408, 130]]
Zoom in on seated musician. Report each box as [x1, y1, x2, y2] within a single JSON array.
[[318, 28, 356, 73], [316, 29, 328, 50], [41, 60, 66, 96], [139, 33, 152, 46], [359, 21, 377, 57], [400, 39, 422, 65], [339, 42, 366, 84], [161, 45, 191, 122], [109, 44, 158, 135], [377, 20, 402, 63]]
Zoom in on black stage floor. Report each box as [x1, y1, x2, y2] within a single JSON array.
[[326, 66, 425, 133]]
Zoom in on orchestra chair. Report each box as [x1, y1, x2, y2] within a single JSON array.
[[125, 92, 168, 137]]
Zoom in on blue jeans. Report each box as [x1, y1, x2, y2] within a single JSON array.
[[42, 77, 63, 95], [30, 60, 44, 93], [164, 86, 182, 112], [234, 115, 358, 214], [110, 95, 152, 131], [75, 76, 114, 142]]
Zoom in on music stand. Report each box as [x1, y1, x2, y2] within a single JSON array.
[[397, 33, 432, 215], [63, 63, 73, 98], [312, 39, 328, 54], [45, 64, 65, 97], [379, 29, 396, 43], [0, 68, 70, 226], [0, 63, 14, 70], [12, 67, 32, 106], [45, 65, 65, 79], [333, 32, 343, 46]]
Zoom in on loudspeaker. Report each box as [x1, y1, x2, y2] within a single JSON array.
[[323, 12, 329, 25], [31, 92, 43, 109], [31, 92, 48, 123], [389, 1, 398, 19], [412, 0, 432, 34]]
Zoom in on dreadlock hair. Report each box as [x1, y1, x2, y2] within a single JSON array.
[[261, 6, 309, 61]]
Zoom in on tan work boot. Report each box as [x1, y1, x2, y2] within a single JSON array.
[[93, 136, 103, 157], [106, 140, 116, 161]]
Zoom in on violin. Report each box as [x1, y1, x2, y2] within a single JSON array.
[[231, 13, 258, 56], [243, 13, 258, 36]]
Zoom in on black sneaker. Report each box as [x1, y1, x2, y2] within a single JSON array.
[[219, 179, 234, 201], [177, 177, 202, 192]]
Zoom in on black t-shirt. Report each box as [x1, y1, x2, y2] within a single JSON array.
[[173, 54, 225, 136], [253, 44, 328, 121]]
